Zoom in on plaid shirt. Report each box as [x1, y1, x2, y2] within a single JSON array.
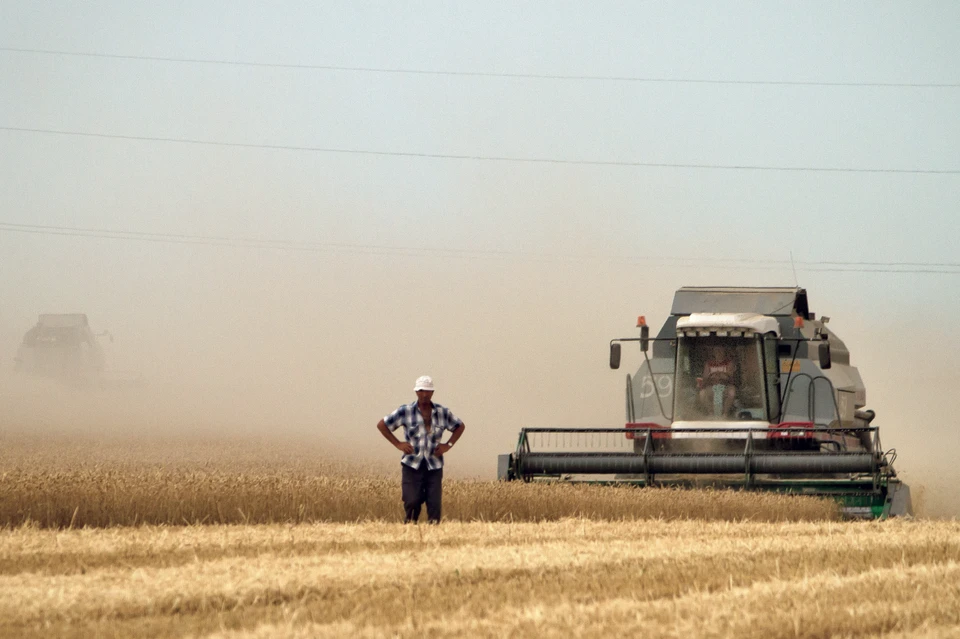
[[384, 401, 463, 470]]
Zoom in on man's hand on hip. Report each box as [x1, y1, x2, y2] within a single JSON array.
[[435, 443, 452, 457], [396, 442, 414, 455]]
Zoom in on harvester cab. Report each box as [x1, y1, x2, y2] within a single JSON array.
[[498, 287, 912, 519]]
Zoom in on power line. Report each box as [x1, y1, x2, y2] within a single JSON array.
[[817, 260, 960, 268], [0, 222, 779, 265], [2, 221, 959, 274], [3, 126, 958, 175], [3, 46, 958, 88], [0, 222, 502, 259], [802, 266, 960, 275]]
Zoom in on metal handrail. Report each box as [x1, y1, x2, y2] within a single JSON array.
[[781, 373, 843, 426]]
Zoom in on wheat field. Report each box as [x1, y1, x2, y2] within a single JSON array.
[[1, 436, 958, 637], [0, 435, 840, 526]]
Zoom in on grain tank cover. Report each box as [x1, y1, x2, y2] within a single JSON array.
[[676, 313, 780, 337], [671, 287, 808, 317]]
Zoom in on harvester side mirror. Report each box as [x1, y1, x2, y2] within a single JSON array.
[[640, 325, 650, 352], [818, 340, 832, 369], [609, 343, 621, 369]]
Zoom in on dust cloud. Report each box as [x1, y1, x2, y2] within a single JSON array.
[[1, 245, 654, 479], [1, 241, 957, 518]]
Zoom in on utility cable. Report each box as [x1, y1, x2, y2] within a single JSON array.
[[2, 126, 958, 175], [2, 221, 960, 274], [2, 46, 958, 88]]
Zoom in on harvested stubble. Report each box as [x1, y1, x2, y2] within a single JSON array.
[[1, 519, 958, 638], [0, 435, 838, 527]]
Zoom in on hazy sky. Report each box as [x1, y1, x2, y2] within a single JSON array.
[[1, 3, 958, 514]]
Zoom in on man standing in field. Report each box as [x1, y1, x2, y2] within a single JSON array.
[[377, 375, 465, 524]]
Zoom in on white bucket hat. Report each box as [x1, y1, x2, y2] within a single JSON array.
[[414, 375, 435, 391]]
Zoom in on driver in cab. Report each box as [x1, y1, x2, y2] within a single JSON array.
[[698, 346, 738, 417]]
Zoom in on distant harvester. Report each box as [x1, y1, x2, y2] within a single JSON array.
[[15, 314, 106, 383], [13, 313, 140, 389]]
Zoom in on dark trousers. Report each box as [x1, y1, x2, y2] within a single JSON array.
[[401, 463, 443, 523]]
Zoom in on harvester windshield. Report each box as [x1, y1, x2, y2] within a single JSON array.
[[674, 335, 778, 422]]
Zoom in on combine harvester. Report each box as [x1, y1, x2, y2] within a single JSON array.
[[499, 287, 911, 519], [13, 314, 141, 389]]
